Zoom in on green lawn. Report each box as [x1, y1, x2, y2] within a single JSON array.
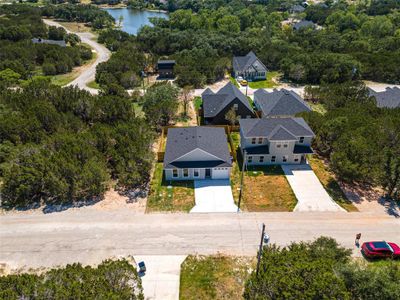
[[229, 76, 240, 87], [248, 71, 280, 89], [193, 96, 203, 110], [87, 80, 100, 89], [309, 155, 358, 212], [180, 255, 254, 300], [308, 102, 327, 115], [146, 163, 195, 212]]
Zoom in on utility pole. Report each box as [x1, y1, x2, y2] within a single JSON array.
[[256, 223, 266, 276], [237, 150, 246, 212]]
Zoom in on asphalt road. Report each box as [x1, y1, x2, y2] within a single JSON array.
[[1, 210, 399, 270], [42, 19, 110, 94]]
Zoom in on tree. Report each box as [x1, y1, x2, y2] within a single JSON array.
[[181, 85, 193, 117], [225, 106, 239, 125]]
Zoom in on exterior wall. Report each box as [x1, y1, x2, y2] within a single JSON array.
[[269, 140, 296, 155], [206, 98, 255, 125], [164, 167, 231, 180], [175, 148, 219, 162]]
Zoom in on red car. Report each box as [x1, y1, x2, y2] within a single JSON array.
[[361, 241, 400, 259]]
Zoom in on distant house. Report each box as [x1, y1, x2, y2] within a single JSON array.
[[254, 88, 311, 117], [157, 60, 175, 78], [163, 127, 232, 180], [368, 87, 400, 109], [201, 82, 256, 125], [239, 117, 315, 165], [290, 4, 305, 13], [31, 38, 66, 47], [292, 20, 316, 30], [232, 51, 267, 81]]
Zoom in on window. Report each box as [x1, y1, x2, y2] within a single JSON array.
[[248, 156, 253, 163], [258, 137, 263, 144], [172, 169, 178, 178], [259, 156, 264, 163], [277, 144, 281, 148], [283, 143, 288, 148], [299, 137, 304, 143], [283, 156, 288, 162], [271, 156, 276, 162], [251, 138, 256, 144], [183, 169, 189, 177], [294, 155, 299, 162], [233, 103, 238, 110], [194, 169, 199, 177]]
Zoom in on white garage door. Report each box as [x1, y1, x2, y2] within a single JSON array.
[[212, 168, 229, 179]]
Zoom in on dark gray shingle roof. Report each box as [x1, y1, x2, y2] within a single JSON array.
[[163, 127, 232, 169], [239, 117, 315, 139], [293, 20, 315, 30], [254, 88, 311, 116], [232, 51, 267, 73], [291, 4, 305, 13], [368, 87, 400, 109], [201, 82, 253, 118], [32, 38, 66, 47]]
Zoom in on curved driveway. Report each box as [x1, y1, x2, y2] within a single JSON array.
[[43, 19, 111, 94]]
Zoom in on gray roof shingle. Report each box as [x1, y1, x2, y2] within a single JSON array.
[[254, 88, 311, 116], [232, 51, 267, 73], [293, 20, 315, 30], [368, 87, 400, 109], [239, 117, 315, 138], [202, 82, 253, 118], [163, 127, 232, 169]]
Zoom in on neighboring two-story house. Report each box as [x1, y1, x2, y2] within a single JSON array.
[[163, 127, 232, 181], [239, 117, 315, 165], [201, 82, 255, 125], [368, 87, 400, 109], [232, 51, 267, 81], [254, 88, 311, 117]]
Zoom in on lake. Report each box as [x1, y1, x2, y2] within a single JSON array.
[[103, 8, 168, 35]]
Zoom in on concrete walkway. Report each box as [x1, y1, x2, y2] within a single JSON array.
[[191, 180, 238, 213], [134, 255, 186, 300], [282, 164, 345, 212]]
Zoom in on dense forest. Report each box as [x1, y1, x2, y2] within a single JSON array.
[[0, 259, 144, 299], [244, 237, 400, 299], [0, 5, 92, 81], [101, 0, 400, 88], [301, 81, 400, 200]]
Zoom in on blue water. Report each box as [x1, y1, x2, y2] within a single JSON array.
[[103, 8, 168, 35]]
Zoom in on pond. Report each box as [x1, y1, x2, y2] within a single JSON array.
[[103, 8, 168, 35]]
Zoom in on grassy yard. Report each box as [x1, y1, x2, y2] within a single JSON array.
[[248, 71, 280, 89], [229, 76, 240, 87], [146, 163, 195, 212], [87, 80, 100, 89], [309, 155, 358, 212], [308, 102, 327, 115], [180, 255, 254, 300]]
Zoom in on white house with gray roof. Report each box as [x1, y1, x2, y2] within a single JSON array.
[[254, 88, 311, 117], [239, 117, 315, 165], [232, 51, 267, 81], [368, 87, 400, 109], [163, 127, 232, 180]]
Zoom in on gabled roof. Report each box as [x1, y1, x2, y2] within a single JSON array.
[[291, 4, 305, 13], [232, 51, 267, 73], [158, 59, 176, 64], [368, 87, 400, 109], [32, 38, 66, 47], [254, 88, 311, 116], [163, 127, 232, 169], [239, 117, 315, 139], [202, 88, 214, 96], [293, 20, 315, 30], [202, 82, 254, 118], [268, 125, 298, 141]]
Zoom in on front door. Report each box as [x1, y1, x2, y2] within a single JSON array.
[[205, 168, 211, 178]]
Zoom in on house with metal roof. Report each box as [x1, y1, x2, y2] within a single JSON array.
[[163, 127, 232, 180], [239, 117, 315, 165], [368, 87, 400, 109], [232, 51, 267, 81], [292, 20, 316, 30], [254, 88, 311, 117], [31, 38, 66, 47], [201, 82, 256, 125]]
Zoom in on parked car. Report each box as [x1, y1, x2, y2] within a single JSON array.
[[240, 80, 248, 86], [361, 241, 400, 259], [237, 76, 243, 82], [138, 261, 146, 273]]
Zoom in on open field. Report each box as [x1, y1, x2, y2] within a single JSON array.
[[146, 163, 195, 212], [180, 255, 254, 300]]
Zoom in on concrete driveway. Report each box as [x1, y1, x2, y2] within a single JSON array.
[[281, 164, 345, 212], [191, 180, 238, 213], [134, 255, 186, 300]]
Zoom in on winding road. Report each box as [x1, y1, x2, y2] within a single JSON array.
[[43, 19, 111, 94]]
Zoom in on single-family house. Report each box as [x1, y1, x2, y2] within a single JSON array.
[[368, 87, 400, 109], [290, 4, 305, 14], [201, 82, 256, 124], [32, 38, 66, 47], [232, 51, 267, 81], [254, 88, 311, 117], [292, 20, 316, 30], [163, 127, 232, 180], [157, 60, 176, 78], [239, 117, 315, 165]]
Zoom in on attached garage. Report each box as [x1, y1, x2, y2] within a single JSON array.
[[211, 168, 230, 179]]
